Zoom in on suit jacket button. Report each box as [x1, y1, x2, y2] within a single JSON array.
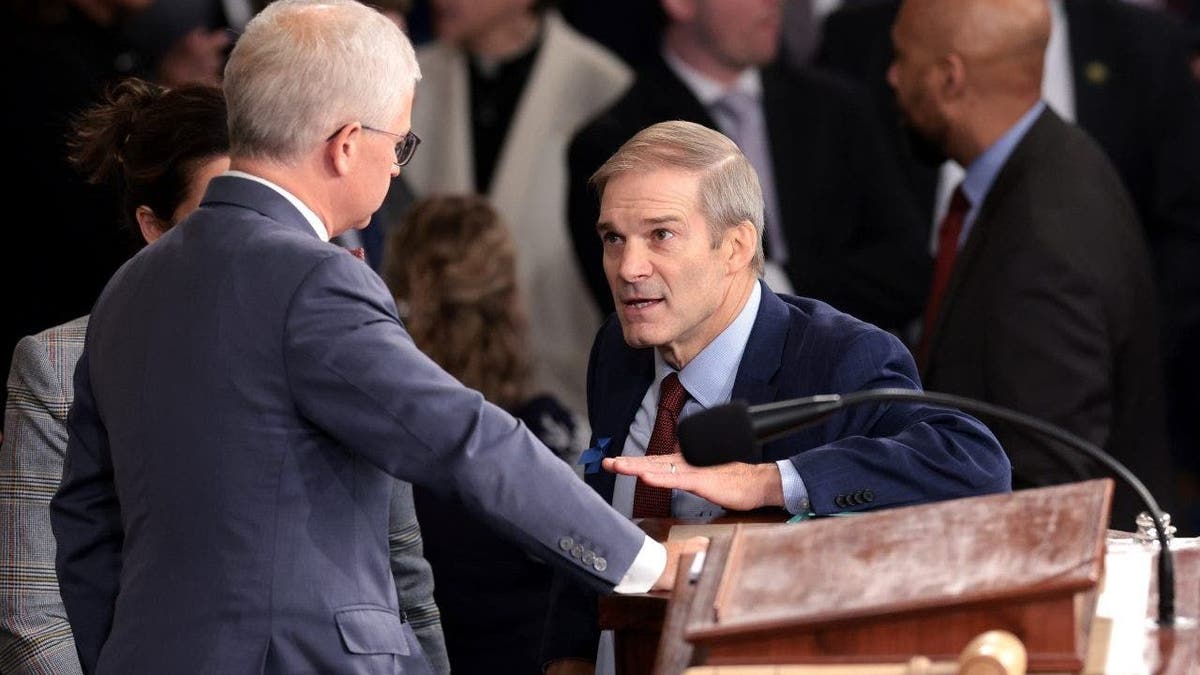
[[593, 557, 607, 572], [834, 495, 847, 508], [582, 550, 596, 565], [559, 537, 574, 551], [571, 544, 584, 559], [862, 490, 874, 503]]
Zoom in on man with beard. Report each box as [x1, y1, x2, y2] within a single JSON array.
[[888, 0, 1173, 528]]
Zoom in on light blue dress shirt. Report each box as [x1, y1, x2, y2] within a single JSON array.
[[949, 101, 1047, 251], [611, 282, 811, 518]]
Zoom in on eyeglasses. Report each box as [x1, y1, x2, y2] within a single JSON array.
[[362, 125, 421, 167], [326, 123, 421, 167]]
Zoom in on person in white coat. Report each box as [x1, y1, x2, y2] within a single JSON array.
[[399, 0, 632, 419]]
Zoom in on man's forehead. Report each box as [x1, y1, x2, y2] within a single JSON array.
[[602, 168, 701, 201]]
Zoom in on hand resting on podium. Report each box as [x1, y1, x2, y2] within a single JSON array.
[[604, 452, 785, 513]]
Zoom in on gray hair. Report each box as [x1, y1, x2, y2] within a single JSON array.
[[591, 120, 765, 275], [224, 0, 421, 162]]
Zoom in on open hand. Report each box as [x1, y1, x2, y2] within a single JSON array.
[[602, 452, 784, 512]]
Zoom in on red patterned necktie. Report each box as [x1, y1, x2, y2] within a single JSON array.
[[347, 247, 366, 261], [631, 373, 689, 519], [916, 186, 970, 368]]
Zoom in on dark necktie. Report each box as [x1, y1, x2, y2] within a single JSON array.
[[917, 186, 970, 368], [631, 373, 689, 519]]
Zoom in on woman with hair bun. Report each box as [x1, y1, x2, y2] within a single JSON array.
[[0, 76, 230, 675]]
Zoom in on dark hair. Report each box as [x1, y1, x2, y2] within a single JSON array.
[[383, 195, 531, 412], [68, 77, 228, 230]]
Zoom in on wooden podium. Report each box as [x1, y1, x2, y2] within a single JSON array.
[[601, 480, 1116, 674]]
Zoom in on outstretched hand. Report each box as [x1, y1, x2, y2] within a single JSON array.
[[603, 452, 784, 513]]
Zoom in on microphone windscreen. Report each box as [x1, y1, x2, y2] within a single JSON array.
[[678, 401, 757, 467]]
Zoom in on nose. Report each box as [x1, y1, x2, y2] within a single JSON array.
[[615, 240, 652, 284], [886, 61, 899, 92]]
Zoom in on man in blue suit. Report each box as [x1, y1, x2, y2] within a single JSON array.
[[543, 121, 1011, 673], [48, 2, 702, 673]]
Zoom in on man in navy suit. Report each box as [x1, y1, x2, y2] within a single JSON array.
[[48, 2, 702, 673], [542, 121, 1010, 673]]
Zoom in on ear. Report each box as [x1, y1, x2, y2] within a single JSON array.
[[723, 220, 758, 273], [938, 52, 969, 102], [135, 206, 167, 244], [326, 122, 361, 177]]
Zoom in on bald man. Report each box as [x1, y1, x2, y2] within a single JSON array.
[[888, 0, 1172, 527]]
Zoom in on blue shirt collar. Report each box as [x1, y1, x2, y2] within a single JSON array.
[[960, 101, 1046, 220], [654, 281, 762, 410]]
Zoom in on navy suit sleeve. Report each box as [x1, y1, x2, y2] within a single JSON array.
[[787, 329, 1011, 513], [50, 347, 122, 674], [280, 253, 647, 593]]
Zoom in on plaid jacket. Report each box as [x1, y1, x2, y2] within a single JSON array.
[[1, 317, 87, 674], [0, 317, 448, 674]]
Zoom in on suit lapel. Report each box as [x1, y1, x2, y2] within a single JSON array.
[[585, 341, 654, 501], [730, 283, 787, 462], [919, 109, 1061, 380]]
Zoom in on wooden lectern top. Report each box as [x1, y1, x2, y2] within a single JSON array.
[[688, 480, 1113, 640]]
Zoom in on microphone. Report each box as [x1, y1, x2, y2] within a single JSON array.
[[676, 387, 1177, 626]]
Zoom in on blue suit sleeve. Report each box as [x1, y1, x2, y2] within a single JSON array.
[[787, 329, 1011, 513], [281, 253, 647, 593]]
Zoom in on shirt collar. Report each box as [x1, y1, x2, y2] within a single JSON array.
[[223, 170, 330, 242], [960, 101, 1045, 210], [661, 45, 762, 107], [654, 281, 762, 410]]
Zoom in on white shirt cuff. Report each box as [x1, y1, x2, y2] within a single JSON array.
[[613, 535, 666, 594]]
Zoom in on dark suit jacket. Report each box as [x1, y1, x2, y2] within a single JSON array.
[[543, 283, 1011, 662], [566, 56, 930, 331], [920, 109, 1172, 528], [49, 176, 649, 675], [818, 0, 1200, 474]]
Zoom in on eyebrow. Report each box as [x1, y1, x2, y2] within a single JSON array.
[[645, 215, 682, 226], [596, 213, 684, 234]]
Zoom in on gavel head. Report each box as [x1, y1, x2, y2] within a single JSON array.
[[958, 630, 1027, 675]]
